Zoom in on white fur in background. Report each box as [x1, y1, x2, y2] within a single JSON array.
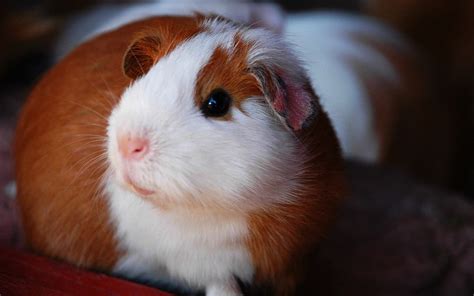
[[54, 0, 284, 59], [285, 11, 411, 162]]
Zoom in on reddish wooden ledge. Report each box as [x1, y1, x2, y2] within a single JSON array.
[[0, 247, 173, 295]]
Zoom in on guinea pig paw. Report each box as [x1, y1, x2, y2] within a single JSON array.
[[206, 280, 243, 296]]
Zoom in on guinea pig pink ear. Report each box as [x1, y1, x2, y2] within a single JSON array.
[[253, 66, 318, 131], [123, 35, 161, 80]]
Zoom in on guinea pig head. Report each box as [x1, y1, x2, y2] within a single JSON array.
[[107, 17, 320, 210]]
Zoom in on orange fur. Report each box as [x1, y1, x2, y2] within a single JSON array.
[[246, 109, 345, 295], [15, 16, 204, 271], [194, 38, 262, 120], [123, 17, 203, 80]]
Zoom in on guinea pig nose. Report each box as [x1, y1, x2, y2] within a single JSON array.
[[118, 135, 150, 160]]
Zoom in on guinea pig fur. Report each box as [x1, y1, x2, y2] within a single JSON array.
[[15, 15, 345, 296]]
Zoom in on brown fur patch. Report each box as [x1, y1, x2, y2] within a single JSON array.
[[194, 36, 262, 120], [246, 110, 346, 295], [15, 16, 204, 271], [123, 16, 204, 80], [123, 35, 161, 79], [347, 32, 430, 163]]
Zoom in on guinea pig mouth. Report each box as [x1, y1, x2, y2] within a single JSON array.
[[130, 183, 155, 196], [123, 173, 155, 196]]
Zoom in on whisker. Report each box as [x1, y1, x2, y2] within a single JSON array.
[[67, 122, 107, 130], [68, 133, 107, 140], [65, 100, 109, 122], [67, 151, 107, 173], [79, 70, 120, 113], [33, 136, 106, 167], [70, 153, 108, 184], [98, 73, 121, 106]]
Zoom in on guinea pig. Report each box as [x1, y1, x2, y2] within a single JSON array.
[[15, 15, 345, 295], [286, 12, 430, 164]]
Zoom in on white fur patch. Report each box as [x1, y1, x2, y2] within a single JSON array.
[[285, 12, 410, 162], [108, 183, 253, 289]]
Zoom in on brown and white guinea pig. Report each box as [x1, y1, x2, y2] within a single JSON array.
[[15, 15, 345, 295], [286, 12, 430, 164]]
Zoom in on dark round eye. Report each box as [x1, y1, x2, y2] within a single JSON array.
[[201, 89, 232, 117]]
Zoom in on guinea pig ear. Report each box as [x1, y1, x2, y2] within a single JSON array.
[[252, 65, 318, 132], [123, 35, 161, 80]]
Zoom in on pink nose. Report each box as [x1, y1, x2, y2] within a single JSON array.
[[118, 135, 149, 160]]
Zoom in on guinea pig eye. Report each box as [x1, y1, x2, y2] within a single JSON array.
[[201, 89, 232, 117]]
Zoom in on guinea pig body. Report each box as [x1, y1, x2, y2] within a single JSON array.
[[15, 16, 345, 295], [286, 12, 417, 163]]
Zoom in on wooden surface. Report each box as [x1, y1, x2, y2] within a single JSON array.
[[0, 247, 173, 296]]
